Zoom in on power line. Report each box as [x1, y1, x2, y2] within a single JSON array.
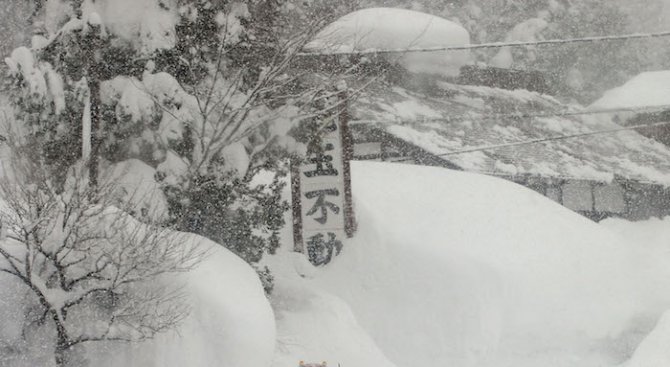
[[353, 103, 670, 126], [392, 120, 670, 162], [298, 30, 670, 56]]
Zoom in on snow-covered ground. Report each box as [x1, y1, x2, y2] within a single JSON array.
[[0, 142, 276, 366], [83, 235, 276, 367], [2, 160, 670, 367], [0, 225, 276, 367], [269, 161, 670, 367]]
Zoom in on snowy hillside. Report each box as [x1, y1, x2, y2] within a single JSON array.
[[269, 161, 670, 367]]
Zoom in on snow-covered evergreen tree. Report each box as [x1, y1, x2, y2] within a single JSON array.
[[5, 0, 329, 293]]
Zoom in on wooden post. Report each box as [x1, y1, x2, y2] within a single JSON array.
[[81, 24, 103, 192], [79, 19, 106, 194], [88, 77, 101, 189], [338, 88, 357, 237], [291, 159, 304, 253], [292, 86, 357, 260]]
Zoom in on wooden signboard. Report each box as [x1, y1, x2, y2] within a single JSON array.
[[292, 91, 355, 266]]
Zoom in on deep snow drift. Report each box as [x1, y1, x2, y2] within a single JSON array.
[[83, 235, 276, 367], [0, 232, 276, 367], [269, 161, 670, 367], [2, 160, 670, 367]]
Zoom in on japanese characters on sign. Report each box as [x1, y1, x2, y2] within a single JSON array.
[[295, 118, 349, 266]]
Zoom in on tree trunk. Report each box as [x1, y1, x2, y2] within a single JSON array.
[[54, 342, 68, 367], [54, 342, 78, 367], [88, 77, 101, 191], [53, 313, 72, 367]]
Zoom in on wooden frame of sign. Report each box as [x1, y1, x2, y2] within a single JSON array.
[[292, 89, 356, 266]]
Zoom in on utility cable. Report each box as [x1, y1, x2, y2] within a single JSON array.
[[298, 30, 670, 56]]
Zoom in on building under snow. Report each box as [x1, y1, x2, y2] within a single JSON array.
[[303, 7, 471, 78], [300, 8, 670, 221], [347, 79, 670, 221]]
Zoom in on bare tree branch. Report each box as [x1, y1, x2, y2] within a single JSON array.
[[0, 142, 207, 367]]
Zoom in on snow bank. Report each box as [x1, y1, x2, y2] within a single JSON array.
[[271, 161, 656, 367], [589, 71, 670, 111], [85, 236, 276, 367], [3, 157, 669, 367], [627, 311, 670, 367], [0, 275, 55, 366], [271, 271, 397, 367], [600, 217, 670, 316], [0, 232, 275, 367], [305, 8, 471, 77]]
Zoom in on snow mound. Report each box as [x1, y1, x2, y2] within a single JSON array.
[[0, 274, 54, 366], [85, 236, 276, 367], [0, 231, 275, 367], [600, 217, 670, 316], [271, 276, 396, 367], [589, 71, 670, 111], [627, 311, 670, 367], [305, 8, 471, 77], [271, 161, 652, 367]]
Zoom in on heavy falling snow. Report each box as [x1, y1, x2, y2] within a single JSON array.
[[1, 1, 670, 367]]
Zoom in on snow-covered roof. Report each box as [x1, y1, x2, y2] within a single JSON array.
[[304, 8, 471, 77], [589, 70, 670, 112], [350, 80, 670, 185]]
